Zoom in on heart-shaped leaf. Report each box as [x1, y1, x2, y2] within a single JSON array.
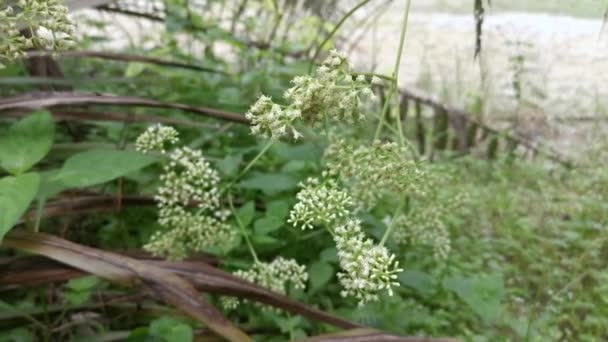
[[0, 111, 54, 175], [0, 173, 40, 240]]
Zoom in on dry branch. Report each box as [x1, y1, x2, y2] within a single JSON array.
[[2, 230, 252, 342], [0, 91, 250, 124], [25, 50, 228, 75]]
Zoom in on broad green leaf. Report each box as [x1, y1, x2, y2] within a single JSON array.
[[0, 173, 40, 240], [254, 216, 283, 235], [125, 62, 146, 77], [36, 169, 65, 199], [240, 172, 298, 195], [235, 201, 255, 227], [266, 201, 289, 220], [320, 247, 339, 263], [216, 154, 242, 177], [55, 150, 157, 188], [273, 142, 322, 161], [309, 261, 333, 291], [443, 274, 505, 324], [399, 270, 434, 298], [0, 111, 54, 175], [149, 316, 193, 342]]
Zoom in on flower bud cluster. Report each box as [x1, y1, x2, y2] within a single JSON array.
[[0, 0, 74, 68], [135, 124, 179, 154], [245, 95, 303, 140], [334, 219, 402, 305], [391, 177, 468, 261], [224, 257, 308, 309], [288, 173, 403, 304], [136, 125, 236, 260], [393, 209, 451, 261], [325, 139, 427, 209], [288, 177, 354, 230], [246, 50, 375, 140], [145, 207, 235, 260], [155, 147, 221, 211]]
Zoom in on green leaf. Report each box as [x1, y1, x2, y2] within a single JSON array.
[[125, 62, 146, 78], [235, 201, 255, 227], [399, 270, 434, 298], [309, 261, 333, 291], [55, 150, 157, 189], [443, 274, 505, 324], [0, 111, 54, 175], [64, 276, 100, 305], [216, 154, 242, 177], [0, 327, 35, 342], [252, 234, 280, 245], [320, 247, 339, 263], [273, 142, 322, 161], [0, 173, 40, 240], [266, 201, 289, 220], [149, 316, 193, 342], [254, 216, 283, 235], [240, 172, 298, 195], [65, 276, 100, 291]]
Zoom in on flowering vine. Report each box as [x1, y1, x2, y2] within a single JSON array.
[[0, 0, 74, 68]]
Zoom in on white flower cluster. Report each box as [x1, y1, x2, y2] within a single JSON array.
[[135, 125, 236, 260], [245, 50, 375, 140], [393, 210, 451, 261], [0, 0, 74, 68], [288, 177, 354, 230], [135, 124, 179, 154], [325, 139, 427, 209], [287, 173, 402, 304], [391, 186, 468, 261], [334, 219, 402, 305], [145, 207, 235, 260], [245, 95, 303, 140], [224, 257, 308, 310], [155, 147, 221, 211]]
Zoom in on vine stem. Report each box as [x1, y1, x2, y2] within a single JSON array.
[[228, 194, 259, 262], [308, 0, 372, 73], [380, 198, 406, 246], [374, 0, 412, 142]]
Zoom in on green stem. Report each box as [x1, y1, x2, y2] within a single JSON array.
[[354, 72, 395, 82], [380, 199, 406, 246], [308, 0, 372, 73], [225, 140, 274, 190], [395, 100, 406, 146], [373, 0, 412, 141], [228, 195, 259, 262]]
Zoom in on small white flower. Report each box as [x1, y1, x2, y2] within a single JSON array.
[[155, 147, 221, 211], [288, 177, 354, 229], [371, 76, 383, 85], [325, 140, 427, 209], [227, 257, 308, 310], [135, 124, 179, 154], [333, 219, 402, 306]]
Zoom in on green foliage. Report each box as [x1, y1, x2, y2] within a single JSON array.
[[0, 1, 606, 341], [0, 173, 40, 240], [148, 317, 193, 342], [0, 111, 54, 175]]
